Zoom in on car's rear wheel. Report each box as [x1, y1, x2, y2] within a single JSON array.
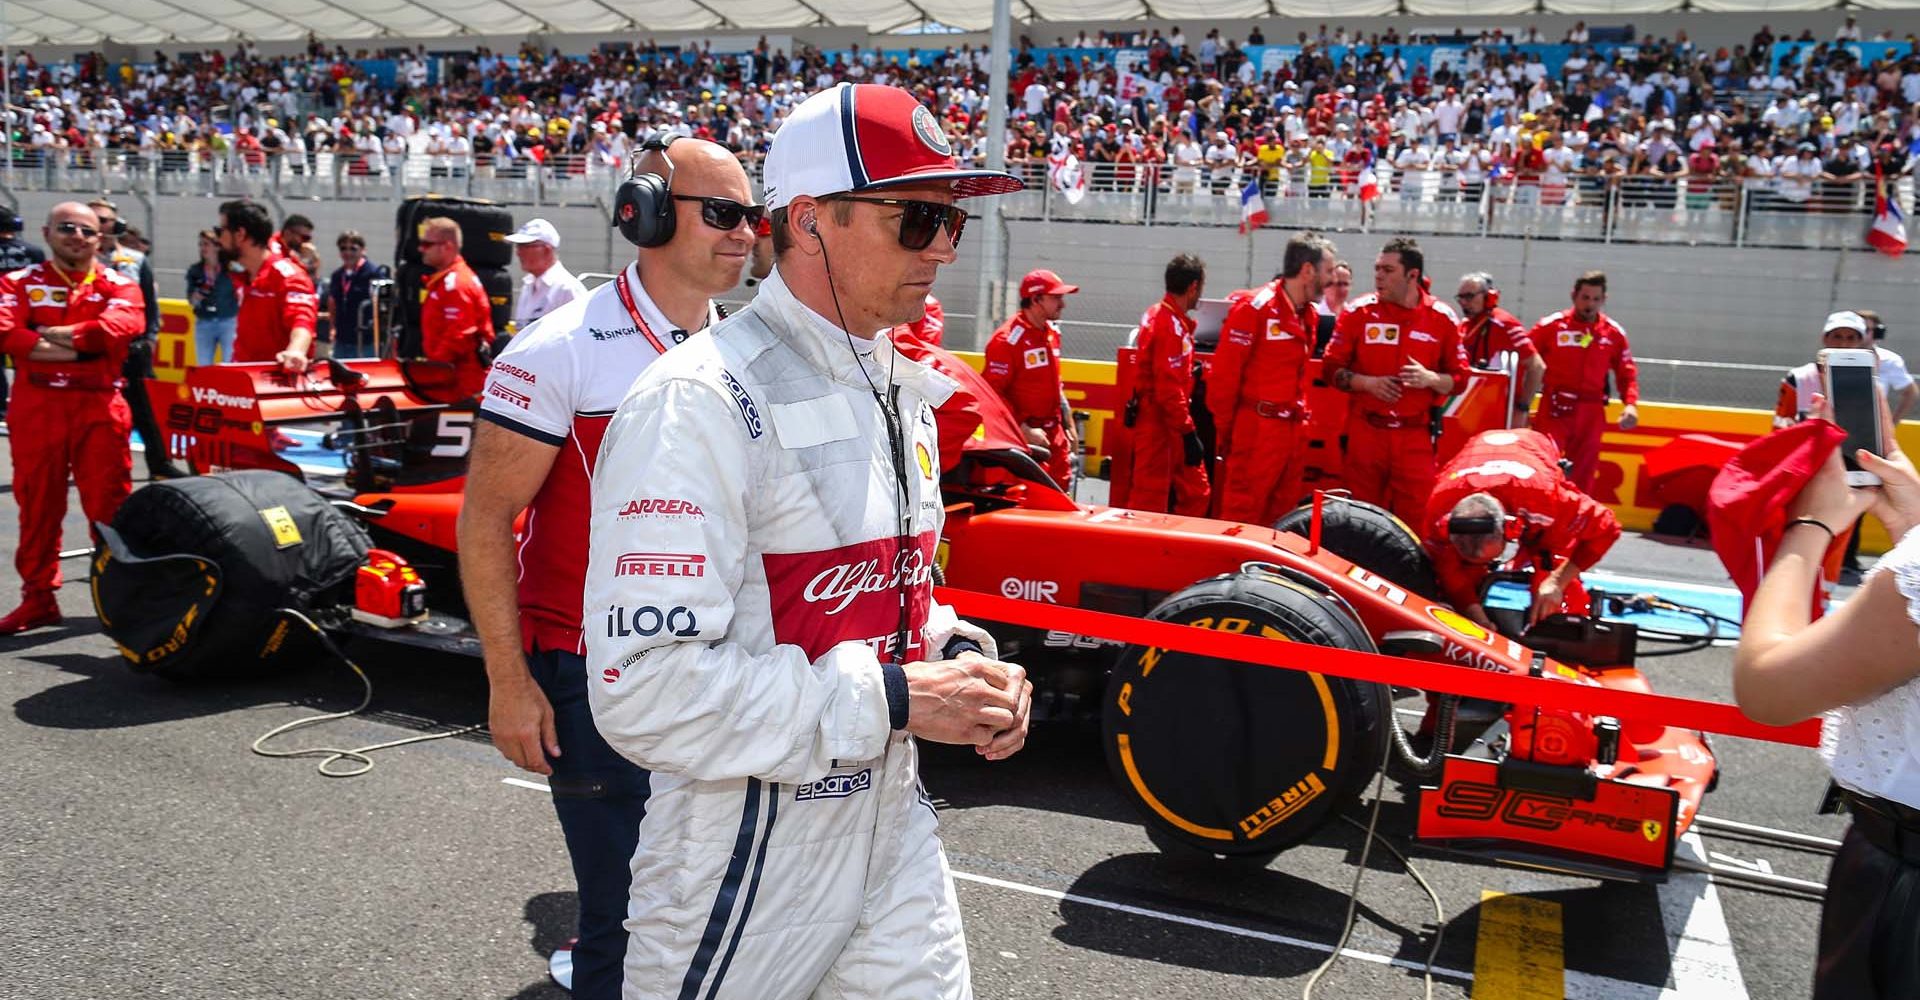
[[1273, 498, 1436, 599], [1102, 569, 1389, 867]]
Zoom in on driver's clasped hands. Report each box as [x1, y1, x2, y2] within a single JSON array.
[[903, 651, 1033, 761]]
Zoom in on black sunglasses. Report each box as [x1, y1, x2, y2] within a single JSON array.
[[54, 221, 101, 238], [673, 195, 765, 232], [827, 196, 969, 251]]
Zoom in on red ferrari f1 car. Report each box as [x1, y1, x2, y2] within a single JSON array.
[[98, 337, 1715, 881]]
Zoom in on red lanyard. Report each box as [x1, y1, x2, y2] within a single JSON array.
[[613, 268, 671, 354]]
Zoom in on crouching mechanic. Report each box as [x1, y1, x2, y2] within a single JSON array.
[[1424, 428, 1621, 630], [0, 202, 145, 634], [584, 83, 1033, 1000], [457, 137, 751, 1000]]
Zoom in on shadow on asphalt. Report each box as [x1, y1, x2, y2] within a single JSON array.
[[1053, 851, 1428, 977], [917, 722, 1140, 826], [504, 890, 574, 1000], [12, 627, 489, 734]]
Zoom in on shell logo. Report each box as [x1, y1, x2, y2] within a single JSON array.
[[915, 441, 934, 479], [1427, 605, 1491, 643], [1363, 323, 1400, 345]]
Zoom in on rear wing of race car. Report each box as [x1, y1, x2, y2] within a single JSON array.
[[147, 359, 471, 489]]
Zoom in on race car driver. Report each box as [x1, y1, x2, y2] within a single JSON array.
[[985, 268, 1079, 486], [1529, 270, 1639, 493], [459, 138, 750, 1000], [1455, 270, 1544, 425], [0, 202, 145, 634], [414, 216, 494, 401], [221, 199, 319, 373], [1323, 236, 1471, 525], [584, 83, 1032, 1000], [1208, 232, 1337, 526], [1424, 428, 1621, 629], [1120, 253, 1210, 515]]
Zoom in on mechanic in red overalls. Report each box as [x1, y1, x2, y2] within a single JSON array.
[[1121, 254, 1209, 515], [904, 291, 945, 347], [416, 216, 495, 401], [222, 199, 319, 373], [1423, 428, 1621, 629], [1454, 271, 1544, 426], [1208, 233, 1338, 526], [0, 202, 145, 634], [1528, 270, 1639, 493], [1323, 237, 1470, 526], [984, 269, 1078, 485]]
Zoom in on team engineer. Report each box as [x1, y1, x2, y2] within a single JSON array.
[[0, 203, 145, 634], [584, 83, 1032, 1000], [1528, 270, 1639, 493], [1122, 253, 1210, 515], [460, 138, 754, 1000], [221, 199, 319, 372], [985, 268, 1080, 486], [1323, 237, 1470, 525], [1208, 233, 1338, 526]]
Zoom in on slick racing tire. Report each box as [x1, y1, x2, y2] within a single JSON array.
[[1103, 570, 1389, 866], [1274, 498, 1436, 599]]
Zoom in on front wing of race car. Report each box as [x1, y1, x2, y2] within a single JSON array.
[[1417, 754, 1680, 876]]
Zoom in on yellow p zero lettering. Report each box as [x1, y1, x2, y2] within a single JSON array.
[[1117, 682, 1134, 716]]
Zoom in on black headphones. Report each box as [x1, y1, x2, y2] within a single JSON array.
[[613, 132, 680, 248]]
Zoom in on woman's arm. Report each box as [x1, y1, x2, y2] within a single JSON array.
[[1735, 426, 1920, 724]]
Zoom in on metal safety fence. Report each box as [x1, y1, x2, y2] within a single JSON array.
[[0, 148, 623, 208], [997, 159, 1913, 252]]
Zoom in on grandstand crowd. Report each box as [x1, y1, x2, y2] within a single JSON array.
[[6, 19, 1918, 205]]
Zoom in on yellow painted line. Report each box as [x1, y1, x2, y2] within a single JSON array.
[[1472, 890, 1565, 1000]]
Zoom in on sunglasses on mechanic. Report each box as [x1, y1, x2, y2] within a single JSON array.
[[672, 195, 765, 232], [824, 195, 970, 251], [53, 221, 101, 238]]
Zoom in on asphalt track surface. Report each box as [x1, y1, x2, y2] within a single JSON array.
[[1, 457, 1851, 1000]]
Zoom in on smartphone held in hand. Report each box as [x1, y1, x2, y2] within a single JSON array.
[[1821, 348, 1886, 487]]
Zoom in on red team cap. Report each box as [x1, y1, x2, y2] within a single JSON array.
[[763, 83, 1025, 210], [1019, 269, 1080, 299]]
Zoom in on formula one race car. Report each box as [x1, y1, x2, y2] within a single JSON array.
[[95, 339, 1714, 882]]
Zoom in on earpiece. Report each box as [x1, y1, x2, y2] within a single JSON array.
[[805, 218, 819, 237], [613, 132, 679, 248]]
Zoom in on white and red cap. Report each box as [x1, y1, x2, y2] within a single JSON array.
[[763, 83, 1024, 210]]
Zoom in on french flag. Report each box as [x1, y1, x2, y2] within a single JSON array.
[[1869, 169, 1908, 257], [1239, 175, 1269, 233]]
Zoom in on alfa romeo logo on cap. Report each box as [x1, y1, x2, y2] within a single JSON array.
[[911, 105, 951, 157]]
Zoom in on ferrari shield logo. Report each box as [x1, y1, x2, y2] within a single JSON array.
[[1363, 323, 1400, 345], [1641, 819, 1663, 842]]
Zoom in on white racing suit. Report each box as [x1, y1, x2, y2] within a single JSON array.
[[585, 270, 996, 1000]]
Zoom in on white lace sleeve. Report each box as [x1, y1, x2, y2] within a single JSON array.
[[1821, 524, 1920, 806]]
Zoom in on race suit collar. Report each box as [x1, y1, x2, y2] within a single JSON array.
[[753, 268, 957, 407]]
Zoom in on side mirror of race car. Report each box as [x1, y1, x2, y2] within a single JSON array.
[[1379, 630, 1448, 657]]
